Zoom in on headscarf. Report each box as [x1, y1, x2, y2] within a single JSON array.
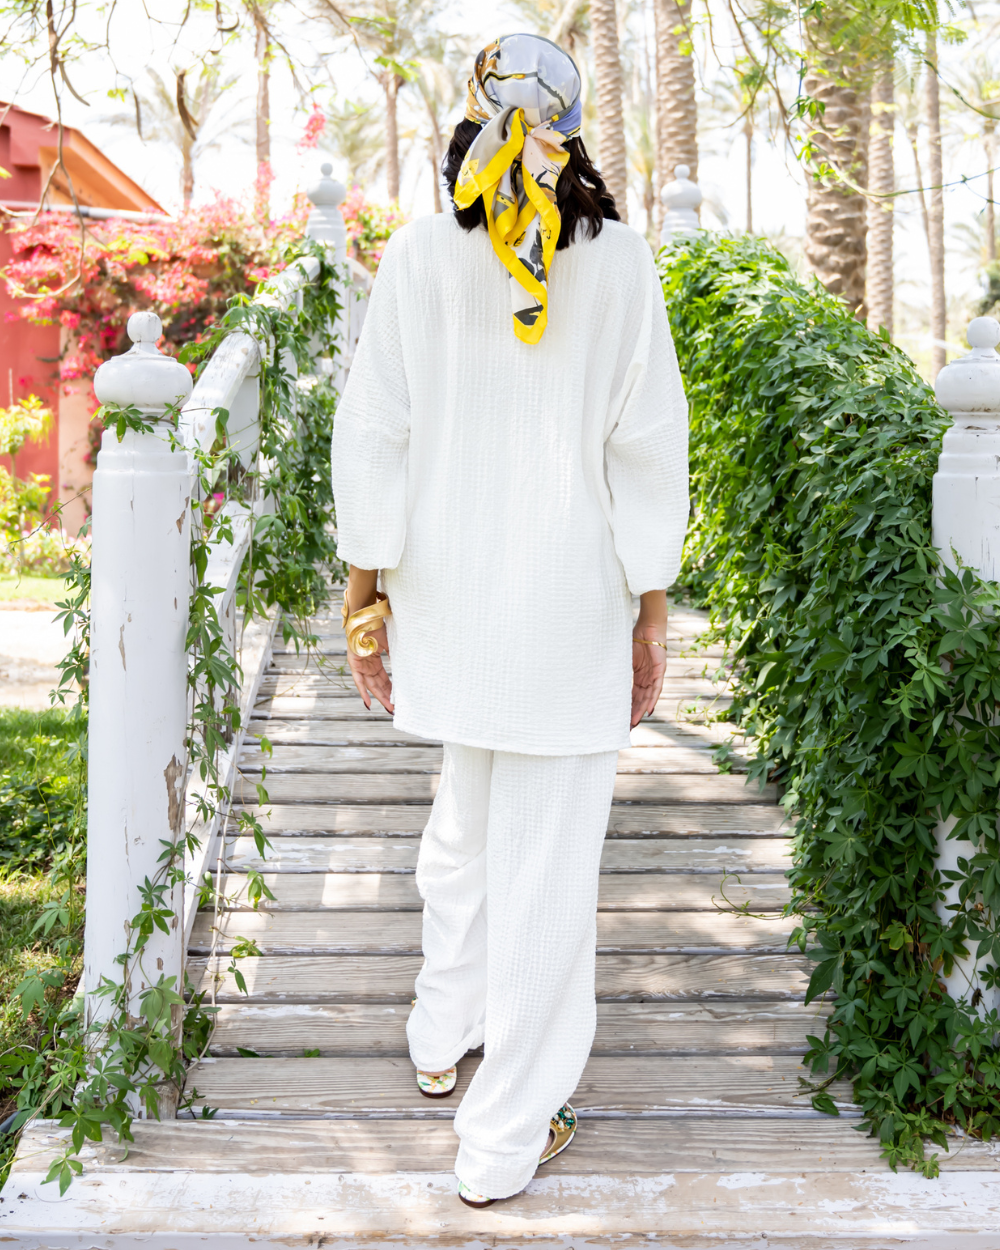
[[454, 33, 582, 345]]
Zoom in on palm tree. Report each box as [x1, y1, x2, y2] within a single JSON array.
[[325, 98, 387, 186], [867, 66, 895, 335], [108, 66, 248, 207], [590, 0, 629, 220], [925, 29, 945, 377], [801, 23, 873, 319], [653, 0, 698, 224], [315, 0, 441, 202]]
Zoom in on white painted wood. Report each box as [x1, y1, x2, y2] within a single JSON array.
[[86, 313, 193, 1040], [931, 316, 1000, 1014], [5, 1166, 1000, 1247], [182, 608, 279, 945], [660, 163, 703, 243]]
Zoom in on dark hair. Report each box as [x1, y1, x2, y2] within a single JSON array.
[[442, 118, 620, 249]]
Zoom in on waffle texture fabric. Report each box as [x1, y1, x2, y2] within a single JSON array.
[[332, 212, 689, 754], [406, 742, 617, 1199]]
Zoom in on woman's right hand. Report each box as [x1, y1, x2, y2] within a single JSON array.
[[346, 626, 394, 714]]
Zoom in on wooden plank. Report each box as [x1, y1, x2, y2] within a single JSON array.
[[181, 1053, 856, 1117], [254, 695, 735, 721], [237, 743, 748, 775], [257, 674, 734, 699], [236, 771, 776, 805], [207, 1001, 826, 1057], [17, 1115, 997, 1177], [7, 1167, 1000, 1247], [189, 909, 800, 955], [186, 952, 814, 1003], [232, 802, 787, 836], [222, 835, 790, 875], [212, 871, 791, 912], [246, 718, 749, 750]]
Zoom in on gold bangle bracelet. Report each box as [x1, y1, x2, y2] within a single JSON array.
[[342, 592, 392, 656], [635, 637, 668, 651]]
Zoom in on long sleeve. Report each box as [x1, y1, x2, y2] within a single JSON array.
[[331, 231, 410, 570], [604, 248, 689, 596]]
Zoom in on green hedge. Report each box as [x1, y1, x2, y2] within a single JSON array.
[[659, 234, 1000, 1174]]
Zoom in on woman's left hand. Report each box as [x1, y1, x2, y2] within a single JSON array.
[[631, 617, 667, 727]]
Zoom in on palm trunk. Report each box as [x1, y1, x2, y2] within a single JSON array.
[[803, 62, 870, 317], [866, 68, 894, 336], [254, 14, 270, 168], [385, 74, 401, 202], [926, 31, 946, 378], [744, 118, 753, 234], [590, 0, 629, 221], [985, 120, 996, 263], [653, 0, 698, 231]]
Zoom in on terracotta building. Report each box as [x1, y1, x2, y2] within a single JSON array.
[[0, 102, 164, 534]]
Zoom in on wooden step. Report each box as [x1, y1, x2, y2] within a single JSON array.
[[207, 1000, 826, 1057], [8, 1147, 998, 1247], [182, 1053, 856, 1118], [232, 802, 788, 835], [222, 835, 791, 874], [238, 743, 749, 774], [15, 1115, 995, 1177], [247, 717, 750, 750], [187, 952, 814, 1002], [235, 771, 776, 805], [212, 871, 792, 912], [257, 674, 734, 699], [254, 695, 734, 721], [189, 909, 801, 956]]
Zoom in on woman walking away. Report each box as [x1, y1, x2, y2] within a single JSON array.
[[332, 31, 689, 1209]]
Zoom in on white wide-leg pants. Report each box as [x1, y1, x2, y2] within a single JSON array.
[[406, 742, 618, 1199]]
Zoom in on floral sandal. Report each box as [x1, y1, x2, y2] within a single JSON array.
[[416, 1066, 458, 1099], [457, 1103, 577, 1208]]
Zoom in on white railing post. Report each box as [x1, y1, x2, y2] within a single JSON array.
[[85, 313, 194, 1078], [931, 315, 1000, 1015], [660, 163, 703, 246], [306, 163, 349, 388]]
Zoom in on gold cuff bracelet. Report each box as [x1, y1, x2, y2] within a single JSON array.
[[342, 593, 392, 657]]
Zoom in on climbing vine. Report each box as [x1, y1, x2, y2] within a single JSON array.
[[2, 238, 345, 1190], [661, 233, 1000, 1176]]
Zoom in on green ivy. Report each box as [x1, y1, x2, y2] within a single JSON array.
[[3, 238, 345, 1192], [659, 233, 1000, 1176]]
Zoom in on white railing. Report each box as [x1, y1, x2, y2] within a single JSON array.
[[81, 166, 365, 1054], [931, 315, 1000, 1017]]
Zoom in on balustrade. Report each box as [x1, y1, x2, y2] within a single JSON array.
[[932, 315, 1000, 1015], [83, 168, 363, 1091]]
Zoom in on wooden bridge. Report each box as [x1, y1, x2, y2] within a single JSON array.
[[2, 169, 999, 1245], [5, 590, 999, 1245]]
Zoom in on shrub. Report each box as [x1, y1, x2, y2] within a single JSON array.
[[660, 233, 1000, 1174]]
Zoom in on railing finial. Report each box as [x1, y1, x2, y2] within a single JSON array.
[[306, 163, 347, 261], [94, 311, 192, 416], [660, 164, 703, 245]]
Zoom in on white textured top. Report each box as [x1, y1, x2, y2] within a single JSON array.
[[332, 213, 688, 754]]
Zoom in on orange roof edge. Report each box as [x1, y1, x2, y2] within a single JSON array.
[[1, 100, 165, 214]]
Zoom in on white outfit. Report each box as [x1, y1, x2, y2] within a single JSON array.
[[407, 743, 618, 1198], [332, 212, 689, 1199], [331, 213, 688, 755]]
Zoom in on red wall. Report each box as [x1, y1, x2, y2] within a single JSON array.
[[0, 118, 61, 488]]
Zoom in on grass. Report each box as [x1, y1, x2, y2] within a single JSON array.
[[0, 574, 68, 605], [0, 706, 86, 1177]]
